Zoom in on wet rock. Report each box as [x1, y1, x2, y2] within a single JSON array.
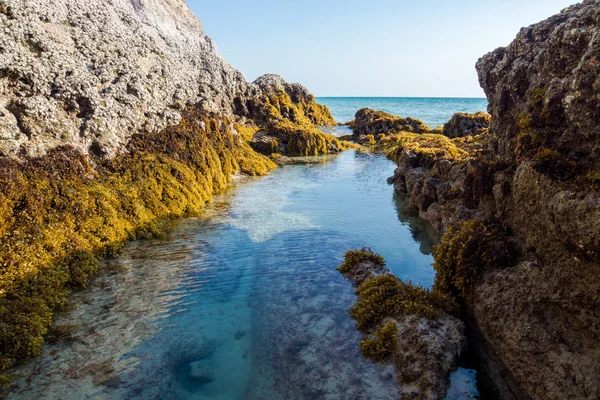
[[442, 112, 491, 138], [250, 131, 280, 155], [188, 360, 214, 383]]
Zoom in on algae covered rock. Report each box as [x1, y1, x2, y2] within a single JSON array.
[[351, 108, 430, 142], [339, 249, 465, 399], [376, 2, 600, 398], [442, 112, 491, 138]]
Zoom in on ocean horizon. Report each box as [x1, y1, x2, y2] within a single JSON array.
[[317, 96, 489, 128]]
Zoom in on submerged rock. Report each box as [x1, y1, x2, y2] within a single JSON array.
[[339, 249, 465, 399], [188, 360, 214, 383]]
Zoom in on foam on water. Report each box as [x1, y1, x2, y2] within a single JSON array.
[[8, 147, 479, 399]]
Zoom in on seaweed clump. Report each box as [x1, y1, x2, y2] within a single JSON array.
[[381, 131, 485, 167], [433, 219, 517, 297], [0, 109, 275, 373], [243, 87, 354, 156], [339, 249, 464, 399], [350, 274, 457, 332], [267, 120, 354, 156]]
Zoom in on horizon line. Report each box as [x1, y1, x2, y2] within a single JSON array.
[[314, 96, 488, 100]]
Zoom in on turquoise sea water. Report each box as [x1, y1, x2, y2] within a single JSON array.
[[8, 99, 483, 399], [317, 97, 488, 127]]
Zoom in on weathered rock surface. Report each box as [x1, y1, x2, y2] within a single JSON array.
[[339, 249, 465, 399], [352, 108, 430, 143], [384, 2, 600, 399], [477, 0, 600, 171], [442, 112, 490, 138], [0, 0, 265, 158]]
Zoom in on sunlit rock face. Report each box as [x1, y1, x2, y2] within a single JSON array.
[[476, 0, 600, 170], [0, 0, 258, 158]]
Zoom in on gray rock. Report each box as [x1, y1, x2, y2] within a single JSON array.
[[188, 360, 214, 383], [0, 0, 258, 158]]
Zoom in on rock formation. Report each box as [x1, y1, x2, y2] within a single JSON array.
[[0, 0, 347, 377], [442, 112, 490, 138], [378, 1, 600, 398], [338, 248, 465, 399], [351, 108, 430, 144]]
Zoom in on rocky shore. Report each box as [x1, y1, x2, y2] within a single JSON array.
[[338, 248, 465, 399], [348, 1, 600, 398], [0, 0, 350, 377]]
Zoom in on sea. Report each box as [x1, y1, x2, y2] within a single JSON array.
[[317, 97, 488, 127]]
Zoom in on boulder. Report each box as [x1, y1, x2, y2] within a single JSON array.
[[442, 112, 491, 138]]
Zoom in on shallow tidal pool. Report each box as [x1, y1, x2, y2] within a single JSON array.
[[8, 150, 478, 399]]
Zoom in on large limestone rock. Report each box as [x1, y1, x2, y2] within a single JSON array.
[[384, 2, 600, 398], [477, 0, 600, 170], [0, 0, 256, 158]]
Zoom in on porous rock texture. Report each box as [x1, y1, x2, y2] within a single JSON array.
[[339, 251, 465, 400], [385, 2, 600, 399], [0, 0, 342, 378], [442, 112, 491, 138], [351, 108, 430, 143]]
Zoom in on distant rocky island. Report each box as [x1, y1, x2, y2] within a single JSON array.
[[1, 0, 599, 399]]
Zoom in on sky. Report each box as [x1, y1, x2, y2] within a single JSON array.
[[189, 0, 577, 97]]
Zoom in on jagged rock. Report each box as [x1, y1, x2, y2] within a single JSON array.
[[351, 108, 430, 142], [382, 2, 600, 399], [442, 112, 491, 138], [0, 0, 263, 158], [250, 131, 280, 155], [253, 74, 312, 103], [477, 0, 600, 171]]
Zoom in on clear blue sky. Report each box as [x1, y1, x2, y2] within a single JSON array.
[[189, 0, 577, 97]]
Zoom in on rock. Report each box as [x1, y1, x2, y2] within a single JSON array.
[[188, 360, 214, 383], [0, 0, 259, 158], [250, 131, 280, 155], [442, 112, 491, 138], [476, 0, 600, 171], [339, 248, 466, 399], [253, 74, 312, 103], [380, 2, 600, 399], [351, 108, 430, 141]]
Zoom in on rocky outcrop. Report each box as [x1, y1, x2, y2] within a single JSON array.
[[0, 1, 341, 160], [0, 0, 259, 158], [442, 112, 490, 138], [338, 249, 465, 399], [351, 108, 430, 144], [384, 2, 600, 399], [0, 0, 346, 377]]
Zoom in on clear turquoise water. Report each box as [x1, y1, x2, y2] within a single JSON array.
[[9, 108, 481, 399], [317, 97, 488, 127]]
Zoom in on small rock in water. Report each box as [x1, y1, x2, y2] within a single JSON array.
[[188, 361, 214, 383]]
